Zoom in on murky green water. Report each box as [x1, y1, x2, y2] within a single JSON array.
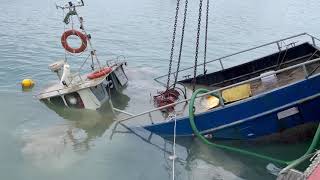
[[1, 0, 320, 179]]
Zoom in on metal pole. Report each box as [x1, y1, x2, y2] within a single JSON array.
[[276, 41, 282, 52], [303, 64, 309, 79], [219, 59, 224, 70], [312, 37, 316, 46], [217, 91, 225, 107]]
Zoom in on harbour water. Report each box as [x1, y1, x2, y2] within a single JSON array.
[[0, 0, 320, 179]]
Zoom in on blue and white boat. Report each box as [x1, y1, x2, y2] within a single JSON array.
[[118, 33, 320, 140]]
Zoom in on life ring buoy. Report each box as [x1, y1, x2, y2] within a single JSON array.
[[61, 30, 87, 53], [87, 67, 112, 79]]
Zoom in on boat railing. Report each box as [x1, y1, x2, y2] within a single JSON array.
[[115, 56, 320, 125], [106, 55, 126, 67], [154, 33, 320, 86]]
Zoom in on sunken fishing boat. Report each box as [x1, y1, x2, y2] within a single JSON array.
[[37, 1, 128, 110]]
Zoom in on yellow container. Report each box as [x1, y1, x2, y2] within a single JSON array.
[[222, 84, 251, 103]]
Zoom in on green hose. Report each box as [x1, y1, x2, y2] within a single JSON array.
[[188, 88, 320, 165]]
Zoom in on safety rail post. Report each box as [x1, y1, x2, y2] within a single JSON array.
[[217, 90, 225, 107], [302, 64, 309, 79], [312, 37, 316, 46], [276, 41, 282, 52], [148, 112, 154, 124], [219, 59, 224, 70]]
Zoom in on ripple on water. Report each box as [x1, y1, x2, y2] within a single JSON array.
[[1, 0, 320, 179], [19, 124, 86, 169]]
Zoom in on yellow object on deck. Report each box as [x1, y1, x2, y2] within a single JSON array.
[[21, 79, 35, 89], [205, 95, 220, 109], [222, 84, 251, 103]]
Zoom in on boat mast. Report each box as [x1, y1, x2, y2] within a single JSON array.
[[56, 0, 102, 70]]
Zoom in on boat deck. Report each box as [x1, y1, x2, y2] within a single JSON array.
[[37, 63, 124, 99], [246, 61, 320, 96]]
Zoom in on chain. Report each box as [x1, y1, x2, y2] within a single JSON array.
[[203, 0, 209, 75], [193, 0, 204, 91], [166, 0, 181, 90], [173, 0, 188, 88]]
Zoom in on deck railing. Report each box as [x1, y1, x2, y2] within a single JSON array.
[[154, 33, 320, 86], [115, 56, 320, 125]]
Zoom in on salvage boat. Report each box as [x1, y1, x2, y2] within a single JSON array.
[[145, 33, 320, 139], [37, 1, 128, 110]]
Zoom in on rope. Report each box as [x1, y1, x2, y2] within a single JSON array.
[[62, 9, 68, 62], [166, 0, 181, 90], [188, 88, 320, 166], [169, 114, 177, 180], [74, 11, 102, 70]]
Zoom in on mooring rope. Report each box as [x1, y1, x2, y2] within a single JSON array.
[[168, 114, 177, 180]]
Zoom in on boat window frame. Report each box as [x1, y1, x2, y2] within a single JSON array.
[[90, 84, 107, 102]]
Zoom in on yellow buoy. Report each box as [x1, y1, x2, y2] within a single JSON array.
[[21, 79, 35, 89]]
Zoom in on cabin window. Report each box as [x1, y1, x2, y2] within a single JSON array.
[[49, 96, 65, 106], [113, 67, 128, 86], [64, 92, 84, 108], [90, 84, 106, 101]]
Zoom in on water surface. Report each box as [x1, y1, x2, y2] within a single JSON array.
[[0, 0, 320, 179]]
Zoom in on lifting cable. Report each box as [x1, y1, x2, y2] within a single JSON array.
[[166, 0, 181, 90], [192, 0, 204, 92], [173, 0, 189, 89], [203, 0, 209, 75]]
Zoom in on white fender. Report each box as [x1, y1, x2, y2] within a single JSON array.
[[60, 63, 71, 85]]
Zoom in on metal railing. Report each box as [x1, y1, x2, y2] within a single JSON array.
[[116, 57, 320, 125], [154, 33, 320, 86]]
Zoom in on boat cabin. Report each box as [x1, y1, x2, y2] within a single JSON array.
[[37, 61, 128, 110]]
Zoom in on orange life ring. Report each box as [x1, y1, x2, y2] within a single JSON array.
[[87, 67, 112, 79], [61, 30, 87, 53]]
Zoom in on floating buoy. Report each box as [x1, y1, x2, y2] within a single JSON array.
[[61, 29, 88, 53], [87, 67, 112, 79], [21, 79, 35, 89]]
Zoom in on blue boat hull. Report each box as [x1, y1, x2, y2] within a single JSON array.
[[144, 75, 320, 140]]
